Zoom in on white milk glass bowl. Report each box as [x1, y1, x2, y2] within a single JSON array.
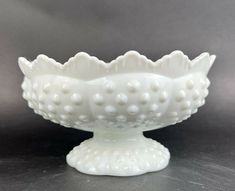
[[18, 50, 215, 176]]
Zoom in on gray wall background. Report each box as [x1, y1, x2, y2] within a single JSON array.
[[0, 0, 234, 125]]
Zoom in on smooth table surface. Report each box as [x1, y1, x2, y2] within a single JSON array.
[[0, 105, 234, 191]]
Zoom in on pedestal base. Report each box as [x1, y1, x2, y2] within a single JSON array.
[[66, 132, 170, 176]]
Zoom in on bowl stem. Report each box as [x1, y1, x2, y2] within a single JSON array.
[[66, 131, 170, 176]]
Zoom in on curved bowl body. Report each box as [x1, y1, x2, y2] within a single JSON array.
[[22, 72, 209, 132], [19, 50, 215, 133]]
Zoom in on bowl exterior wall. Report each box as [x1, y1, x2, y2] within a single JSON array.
[[21, 73, 209, 132]]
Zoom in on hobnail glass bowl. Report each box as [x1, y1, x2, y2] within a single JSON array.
[[18, 50, 215, 176]]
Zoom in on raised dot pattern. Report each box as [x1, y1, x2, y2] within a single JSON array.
[[88, 77, 171, 129], [21, 77, 92, 129], [21, 74, 209, 131], [166, 76, 209, 125], [66, 137, 170, 176]]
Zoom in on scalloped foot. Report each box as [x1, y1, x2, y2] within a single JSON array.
[[66, 132, 170, 176]]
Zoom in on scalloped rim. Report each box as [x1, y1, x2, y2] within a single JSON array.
[[18, 50, 216, 80]]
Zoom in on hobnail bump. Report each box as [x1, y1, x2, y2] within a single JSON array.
[[19, 50, 215, 176]]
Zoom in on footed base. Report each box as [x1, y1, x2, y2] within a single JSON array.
[[66, 132, 170, 176]]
